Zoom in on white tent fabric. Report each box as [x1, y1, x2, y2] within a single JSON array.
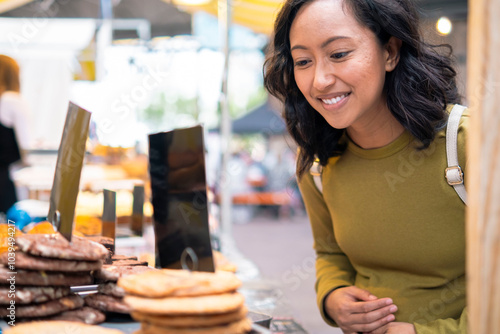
[[0, 18, 96, 148]]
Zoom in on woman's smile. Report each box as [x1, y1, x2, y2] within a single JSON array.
[[319, 92, 351, 112]]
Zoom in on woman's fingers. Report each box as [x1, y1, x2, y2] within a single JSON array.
[[350, 297, 395, 314], [351, 304, 397, 324], [347, 286, 378, 302], [338, 302, 396, 333], [334, 303, 395, 330], [350, 313, 394, 333], [324, 287, 397, 333]]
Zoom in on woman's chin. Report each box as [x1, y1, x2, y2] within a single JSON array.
[[325, 119, 351, 130]]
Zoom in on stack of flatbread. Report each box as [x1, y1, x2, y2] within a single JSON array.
[[85, 255, 157, 315], [119, 269, 252, 334], [0, 233, 109, 324]]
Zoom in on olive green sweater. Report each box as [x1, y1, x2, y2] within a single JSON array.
[[298, 108, 468, 333]]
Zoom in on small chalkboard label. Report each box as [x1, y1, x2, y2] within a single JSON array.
[[148, 125, 215, 272], [131, 185, 145, 236], [102, 189, 116, 252]]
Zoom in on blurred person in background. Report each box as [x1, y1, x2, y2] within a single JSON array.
[[264, 0, 467, 333], [0, 55, 32, 214]]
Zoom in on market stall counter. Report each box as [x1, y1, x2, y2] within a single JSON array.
[[0, 231, 273, 333]]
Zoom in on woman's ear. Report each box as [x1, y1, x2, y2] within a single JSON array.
[[385, 37, 402, 72]]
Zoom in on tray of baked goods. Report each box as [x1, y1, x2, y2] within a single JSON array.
[[0, 232, 272, 334]]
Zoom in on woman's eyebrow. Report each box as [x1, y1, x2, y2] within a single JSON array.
[[291, 36, 350, 52], [321, 36, 350, 48]]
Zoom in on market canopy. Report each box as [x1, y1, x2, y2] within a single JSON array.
[[0, 0, 192, 38], [1, 0, 468, 37], [232, 99, 286, 135], [171, 0, 467, 36], [171, 0, 283, 35]]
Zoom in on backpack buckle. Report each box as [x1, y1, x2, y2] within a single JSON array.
[[310, 158, 322, 176], [445, 166, 464, 186]]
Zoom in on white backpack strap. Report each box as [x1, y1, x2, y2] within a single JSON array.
[[310, 157, 323, 193], [445, 104, 467, 205]]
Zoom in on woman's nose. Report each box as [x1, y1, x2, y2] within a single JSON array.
[[313, 61, 336, 91]]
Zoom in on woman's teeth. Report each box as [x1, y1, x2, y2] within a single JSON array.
[[322, 93, 348, 105]]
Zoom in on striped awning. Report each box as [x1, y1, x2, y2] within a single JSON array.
[[0, 0, 33, 13], [173, 0, 283, 35]]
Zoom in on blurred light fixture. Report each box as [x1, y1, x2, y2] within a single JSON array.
[[171, 0, 212, 6], [436, 17, 452, 35]]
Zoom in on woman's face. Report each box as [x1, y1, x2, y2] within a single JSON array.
[[289, 0, 397, 131]]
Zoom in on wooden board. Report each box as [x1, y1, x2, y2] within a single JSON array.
[[466, 0, 500, 332]]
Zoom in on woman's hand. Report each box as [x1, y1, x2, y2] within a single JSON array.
[[324, 286, 397, 334], [367, 322, 416, 334]]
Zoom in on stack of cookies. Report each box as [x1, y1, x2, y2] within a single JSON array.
[[0, 233, 109, 324], [119, 269, 252, 334], [85, 255, 157, 315]]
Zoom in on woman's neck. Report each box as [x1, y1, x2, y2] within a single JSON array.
[[346, 109, 405, 149]]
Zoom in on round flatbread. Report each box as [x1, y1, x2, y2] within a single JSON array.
[[131, 306, 247, 328], [94, 265, 157, 283], [138, 318, 252, 334], [0, 286, 71, 305], [15, 234, 109, 261], [117, 269, 241, 298], [124, 292, 245, 315], [0, 251, 102, 272], [84, 293, 131, 314], [117, 270, 194, 297], [0, 267, 93, 286], [3, 320, 124, 334], [0, 294, 84, 318]]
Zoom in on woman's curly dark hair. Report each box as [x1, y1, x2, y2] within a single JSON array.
[[263, 0, 461, 178]]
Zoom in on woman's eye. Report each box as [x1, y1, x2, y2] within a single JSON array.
[[331, 52, 349, 60], [294, 59, 309, 67]]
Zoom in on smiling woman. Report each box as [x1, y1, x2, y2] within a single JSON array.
[[289, 0, 402, 144], [264, 0, 467, 333], [265, 0, 460, 177]]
